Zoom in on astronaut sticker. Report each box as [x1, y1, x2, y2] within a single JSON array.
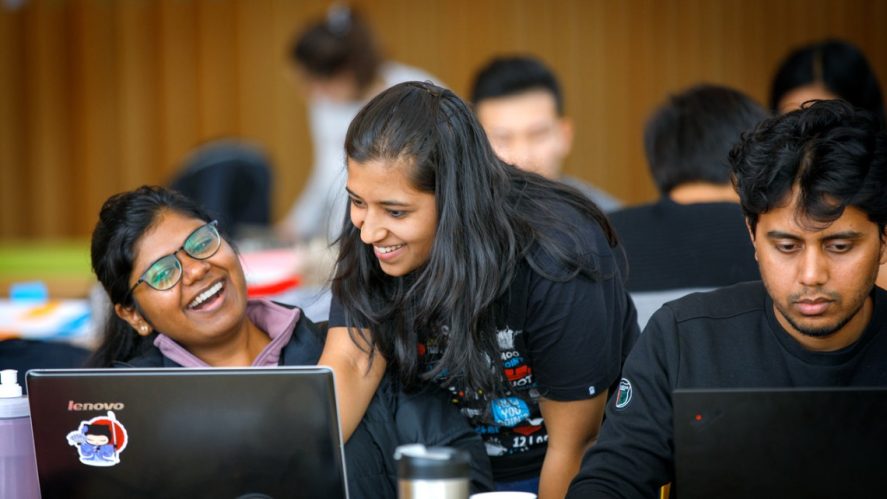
[[66, 411, 129, 467]]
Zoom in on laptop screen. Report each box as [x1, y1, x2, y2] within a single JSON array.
[[27, 367, 348, 499], [673, 387, 887, 499]]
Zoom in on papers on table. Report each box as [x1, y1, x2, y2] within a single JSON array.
[[0, 299, 92, 343]]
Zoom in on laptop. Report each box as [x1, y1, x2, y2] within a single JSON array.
[[27, 367, 349, 499], [673, 387, 887, 499]]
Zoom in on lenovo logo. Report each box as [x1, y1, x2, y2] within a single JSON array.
[[67, 400, 125, 411]]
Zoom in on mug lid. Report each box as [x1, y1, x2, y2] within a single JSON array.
[[395, 444, 471, 480]]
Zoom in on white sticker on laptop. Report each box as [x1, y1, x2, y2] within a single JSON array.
[[65, 411, 129, 467]]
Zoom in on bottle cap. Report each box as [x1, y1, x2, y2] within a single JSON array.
[[0, 370, 30, 419], [0, 369, 23, 398]]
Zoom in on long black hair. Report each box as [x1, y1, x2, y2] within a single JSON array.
[[333, 81, 618, 393], [87, 186, 214, 367]]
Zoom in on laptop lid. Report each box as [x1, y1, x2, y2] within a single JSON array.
[[673, 387, 887, 499], [27, 367, 348, 499]]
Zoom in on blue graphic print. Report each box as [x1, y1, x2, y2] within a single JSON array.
[[491, 397, 530, 427]]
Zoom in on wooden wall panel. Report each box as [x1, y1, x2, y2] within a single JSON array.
[[234, 0, 276, 145], [262, 0, 318, 220], [24, 1, 73, 238], [196, 0, 238, 138], [0, 5, 25, 235], [71, 0, 121, 235], [157, 0, 199, 184], [0, 0, 884, 238], [117, 1, 160, 194]]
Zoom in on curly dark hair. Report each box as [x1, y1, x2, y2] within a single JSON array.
[[730, 99, 887, 235]]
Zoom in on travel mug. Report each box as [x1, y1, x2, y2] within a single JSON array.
[[0, 369, 40, 499], [396, 444, 471, 499]]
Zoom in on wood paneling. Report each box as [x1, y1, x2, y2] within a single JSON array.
[[117, 0, 159, 190], [0, 2, 24, 235], [0, 0, 884, 238]]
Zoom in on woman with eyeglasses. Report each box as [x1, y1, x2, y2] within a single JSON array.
[[321, 81, 639, 497], [89, 186, 270, 367], [87, 185, 493, 497]]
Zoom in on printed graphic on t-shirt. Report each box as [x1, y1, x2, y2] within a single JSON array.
[[492, 397, 530, 426], [419, 326, 548, 458]]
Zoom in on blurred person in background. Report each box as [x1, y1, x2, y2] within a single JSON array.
[[771, 38, 887, 290], [169, 138, 273, 240], [470, 55, 622, 212], [771, 38, 884, 125], [279, 5, 438, 244], [609, 84, 767, 327]]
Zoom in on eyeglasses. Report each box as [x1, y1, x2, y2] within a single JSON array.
[[126, 220, 221, 297]]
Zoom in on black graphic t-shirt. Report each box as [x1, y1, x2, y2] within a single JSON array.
[[329, 206, 639, 481], [416, 316, 552, 480]]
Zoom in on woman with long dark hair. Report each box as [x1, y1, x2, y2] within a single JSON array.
[[87, 185, 492, 497], [320, 81, 639, 496], [770, 39, 885, 127]]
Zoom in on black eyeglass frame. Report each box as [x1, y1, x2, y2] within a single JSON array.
[[124, 220, 221, 300]]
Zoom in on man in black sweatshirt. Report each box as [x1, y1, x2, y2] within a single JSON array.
[[567, 100, 887, 498]]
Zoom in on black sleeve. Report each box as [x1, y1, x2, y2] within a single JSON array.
[[328, 292, 346, 328], [566, 305, 679, 499], [347, 378, 496, 498], [525, 261, 639, 401], [393, 385, 495, 494], [344, 388, 398, 499]]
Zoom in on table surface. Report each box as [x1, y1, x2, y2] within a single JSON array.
[[0, 240, 94, 298], [0, 298, 94, 347], [0, 240, 330, 346]]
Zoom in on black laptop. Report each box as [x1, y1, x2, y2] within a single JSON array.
[[673, 387, 887, 499], [27, 367, 349, 499]]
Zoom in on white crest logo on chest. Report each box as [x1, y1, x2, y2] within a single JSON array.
[[496, 328, 519, 350]]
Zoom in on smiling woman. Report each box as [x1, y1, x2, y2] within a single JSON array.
[[322, 81, 639, 497], [112, 211, 266, 366], [85, 185, 493, 498], [345, 157, 438, 277], [87, 186, 237, 367]]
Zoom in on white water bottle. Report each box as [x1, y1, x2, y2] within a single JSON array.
[[0, 369, 40, 499]]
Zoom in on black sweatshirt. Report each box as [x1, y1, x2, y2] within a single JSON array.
[[609, 199, 759, 292], [567, 281, 887, 499]]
